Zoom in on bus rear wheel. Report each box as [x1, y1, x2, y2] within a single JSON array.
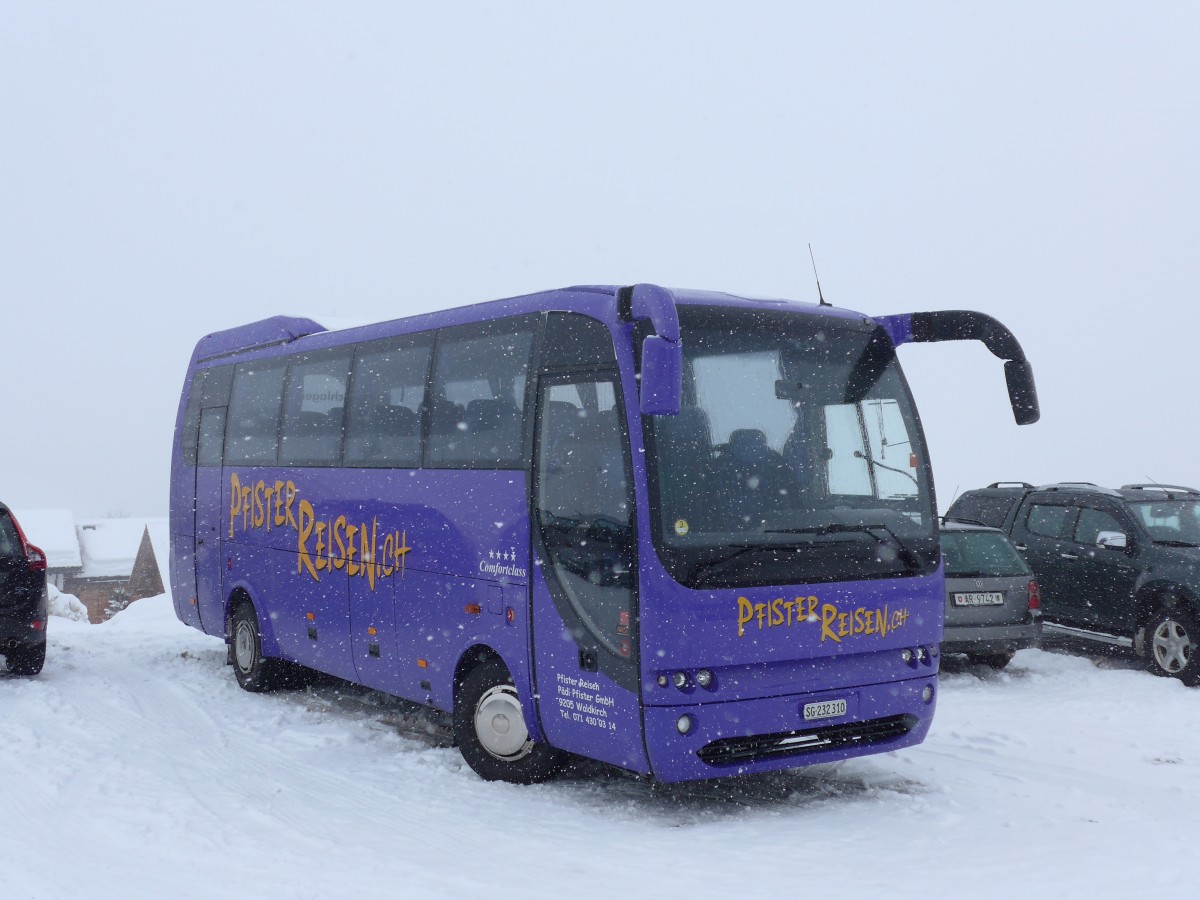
[[453, 658, 562, 784], [230, 601, 289, 692]]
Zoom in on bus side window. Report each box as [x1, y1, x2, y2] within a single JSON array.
[[197, 407, 227, 467], [428, 321, 533, 468], [344, 336, 432, 468], [279, 350, 352, 466], [225, 361, 287, 466]]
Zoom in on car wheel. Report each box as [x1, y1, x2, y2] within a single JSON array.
[[1146, 606, 1199, 685], [969, 651, 1014, 670], [4, 639, 46, 676], [230, 601, 289, 692], [453, 658, 562, 784]]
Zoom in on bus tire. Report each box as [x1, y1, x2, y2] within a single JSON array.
[[5, 638, 46, 676], [454, 658, 562, 784], [230, 601, 288, 692], [1146, 606, 1199, 685]]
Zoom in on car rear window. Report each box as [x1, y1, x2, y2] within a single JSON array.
[[941, 530, 1031, 578], [0, 511, 23, 560], [947, 493, 1021, 528]]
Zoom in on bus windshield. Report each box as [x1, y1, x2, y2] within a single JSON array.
[[647, 306, 938, 588]]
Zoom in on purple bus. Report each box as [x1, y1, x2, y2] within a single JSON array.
[[169, 284, 1038, 783]]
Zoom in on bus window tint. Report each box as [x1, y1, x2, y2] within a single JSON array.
[[279, 351, 351, 466], [428, 323, 533, 468], [344, 337, 432, 468], [225, 361, 287, 465]]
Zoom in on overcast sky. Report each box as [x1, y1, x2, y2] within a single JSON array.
[[3, 2, 1197, 517]]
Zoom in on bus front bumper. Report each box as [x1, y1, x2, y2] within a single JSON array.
[[641, 675, 937, 783]]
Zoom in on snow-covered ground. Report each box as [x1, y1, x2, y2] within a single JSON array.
[[3, 596, 1197, 900]]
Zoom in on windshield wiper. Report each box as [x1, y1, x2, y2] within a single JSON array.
[[689, 543, 808, 587], [765, 522, 921, 570], [853, 449, 918, 485], [1153, 539, 1200, 548]]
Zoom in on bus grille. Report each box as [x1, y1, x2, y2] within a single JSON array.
[[696, 714, 919, 768]]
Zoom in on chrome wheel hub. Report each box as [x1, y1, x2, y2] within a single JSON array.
[[1152, 619, 1192, 674], [474, 684, 533, 761], [234, 621, 255, 673]]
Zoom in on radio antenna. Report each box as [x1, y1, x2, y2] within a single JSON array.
[[808, 243, 830, 306]]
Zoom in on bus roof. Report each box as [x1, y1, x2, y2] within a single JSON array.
[[190, 285, 871, 365]]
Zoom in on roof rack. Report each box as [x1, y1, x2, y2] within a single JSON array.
[[1121, 483, 1200, 495], [985, 482, 1033, 489], [1034, 482, 1124, 497]]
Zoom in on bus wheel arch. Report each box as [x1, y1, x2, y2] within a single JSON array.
[[452, 651, 562, 784], [227, 593, 291, 693]]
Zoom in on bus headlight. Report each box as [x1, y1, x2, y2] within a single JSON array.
[[695, 669, 714, 689], [922, 685, 934, 703], [672, 671, 688, 689], [676, 715, 693, 735]]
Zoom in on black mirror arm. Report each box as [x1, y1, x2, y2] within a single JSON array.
[[877, 310, 1040, 426]]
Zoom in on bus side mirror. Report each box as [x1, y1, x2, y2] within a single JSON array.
[[1004, 360, 1040, 426], [881, 310, 1041, 427], [640, 335, 682, 415]]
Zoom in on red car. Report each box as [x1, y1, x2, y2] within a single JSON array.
[[0, 502, 48, 675]]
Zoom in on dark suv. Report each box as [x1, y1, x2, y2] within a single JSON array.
[[0, 503, 48, 676], [946, 482, 1200, 684]]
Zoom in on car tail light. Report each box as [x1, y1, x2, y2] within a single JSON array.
[[26, 545, 47, 572], [8, 513, 47, 572], [1027, 580, 1040, 610]]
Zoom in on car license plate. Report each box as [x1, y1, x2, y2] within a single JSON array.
[[803, 699, 847, 721], [953, 591, 1004, 607]]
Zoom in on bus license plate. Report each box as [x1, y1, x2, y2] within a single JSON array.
[[953, 591, 1004, 607], [803, 699, 847, 721]]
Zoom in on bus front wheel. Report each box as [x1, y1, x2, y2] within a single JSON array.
[[454, 658, 562, 784], [230, 601, 289, 692]]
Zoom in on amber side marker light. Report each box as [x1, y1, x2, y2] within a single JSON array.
[[464, 603, 482, 615]]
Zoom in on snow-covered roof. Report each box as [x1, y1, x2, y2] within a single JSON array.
[[11, 508, 82, 569], [76, 517, 168, 579]]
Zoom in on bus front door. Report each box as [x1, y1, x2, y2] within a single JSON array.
[[530, 376, 649, 775]]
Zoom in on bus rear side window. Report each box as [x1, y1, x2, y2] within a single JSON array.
[[279, 350, 352, 466], [226, 361, 287, 466]]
